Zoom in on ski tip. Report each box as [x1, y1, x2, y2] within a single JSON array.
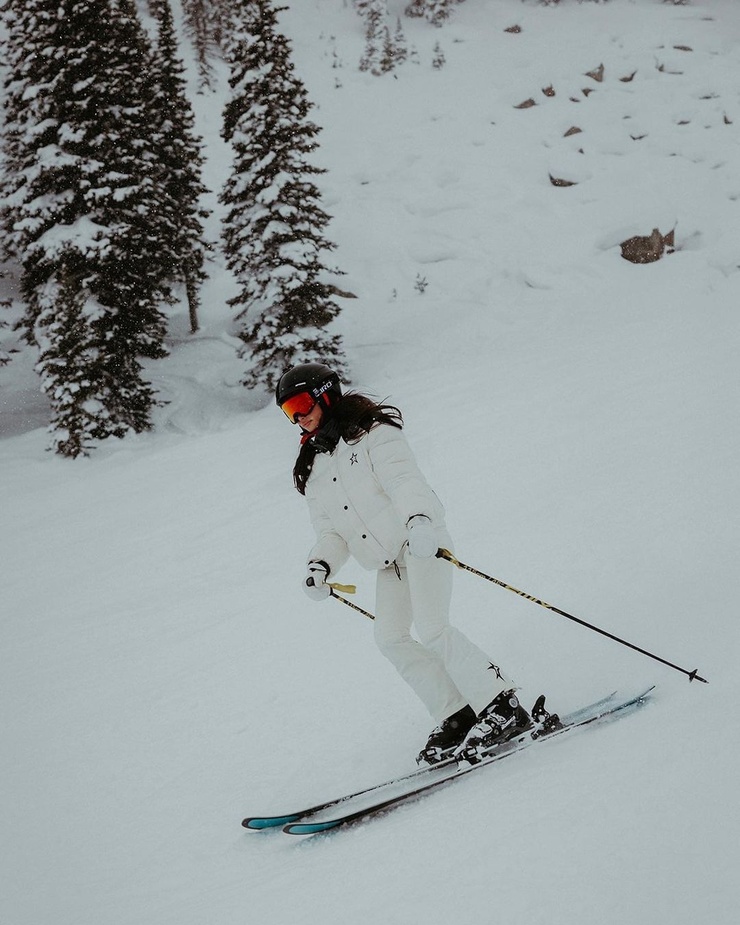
[[283, 819, 343, 836], [624, 685, 656, 705], [242, 814, 302, 830]]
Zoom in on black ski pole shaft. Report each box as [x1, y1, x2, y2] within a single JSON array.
[[436, 548, 707, 684], [329, 588, 375, 621]]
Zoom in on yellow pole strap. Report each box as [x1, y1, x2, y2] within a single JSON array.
[[328, 581, 357, 595]]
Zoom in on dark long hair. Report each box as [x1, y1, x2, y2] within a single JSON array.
[[293, 392, 403, 495]]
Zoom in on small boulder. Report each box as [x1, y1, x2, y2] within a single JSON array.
[[620, 228, 675, 264]]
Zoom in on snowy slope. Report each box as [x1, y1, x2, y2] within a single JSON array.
[[1, 2, 739, 924]]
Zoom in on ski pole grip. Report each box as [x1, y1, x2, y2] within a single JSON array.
[[436, 548, 459, 566]]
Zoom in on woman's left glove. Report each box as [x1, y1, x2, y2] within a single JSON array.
[[407, 515, 438, 559], [303, 561, 331, 601]]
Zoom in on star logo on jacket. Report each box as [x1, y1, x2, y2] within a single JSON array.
[[487, 663, 503, 679], [350, 453, 359, 465]]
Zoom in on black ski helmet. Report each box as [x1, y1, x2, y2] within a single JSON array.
[[275, 362, 342, 412]]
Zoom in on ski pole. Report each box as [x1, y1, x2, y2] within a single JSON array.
[[329, 584, 375, 621], [436, 548, 708, 684]]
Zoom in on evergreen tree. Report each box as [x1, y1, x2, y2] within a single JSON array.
[[393, 17, 409, 65], [149, 0, 210, 333], [426, 0, 455, 27], [404, 0, 426, 17], [0, 0, 174, 455], [0, 296, 9, 367], [381, 21, 396, 73], [220, 0, 346, 392], [181, 0, 224, 91], [359, 2, 393, 76], [34, 250, 157, 456], [354, 0, 376, 16], [404, 0, 461, 25]]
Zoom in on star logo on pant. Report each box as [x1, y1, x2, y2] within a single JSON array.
[[487, 663, 503, 679], [350, 453, 358, 465]]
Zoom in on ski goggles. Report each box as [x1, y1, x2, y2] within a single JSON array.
[[280, 391, 317, 423]]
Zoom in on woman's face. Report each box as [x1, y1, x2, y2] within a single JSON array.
[[295, 402, 324, 434]]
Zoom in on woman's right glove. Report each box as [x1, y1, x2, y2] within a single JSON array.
[[303, 561, 331, 601]]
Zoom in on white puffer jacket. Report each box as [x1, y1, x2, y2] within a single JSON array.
[[305, 423, 446, 574]]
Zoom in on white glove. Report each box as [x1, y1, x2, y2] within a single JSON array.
[[407, 515, 438, 559], [303, 562, 330, 601]]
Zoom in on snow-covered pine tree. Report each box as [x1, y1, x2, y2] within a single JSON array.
[[220, 0, 346, 392], [181, 0, 224, 91], [34, 256, 107, 458], [381, 21, 396, 73], [404, 0, 426, 18], [393, 18, 409, 65], [0, 0, 174, 455], [359, 1, 393, 76], [404, 0, 461, 26], [34, 249, 157, 456], [0, 4, 40, 265], [427, 0, 457, 27], [354, 0, 377, 16], [149, 0, 210, 333], [0, 294, 9, 367]]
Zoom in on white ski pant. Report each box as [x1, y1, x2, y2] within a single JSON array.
[[373, 540, 513, 723]]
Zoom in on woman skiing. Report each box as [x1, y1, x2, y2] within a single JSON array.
[[276, 362, 532, 764]]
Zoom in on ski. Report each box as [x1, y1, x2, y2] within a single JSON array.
[[242, 689, 623, 831], [281, 686, 654, 836]]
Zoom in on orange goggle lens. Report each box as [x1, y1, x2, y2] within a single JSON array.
[[280, 391, 317, 423]]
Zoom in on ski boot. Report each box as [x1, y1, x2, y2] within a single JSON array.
[[455, 690, 534, 764], [417, 704, 477, 766]]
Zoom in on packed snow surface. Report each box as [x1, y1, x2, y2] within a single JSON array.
[[1, 2, 738, 923]]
